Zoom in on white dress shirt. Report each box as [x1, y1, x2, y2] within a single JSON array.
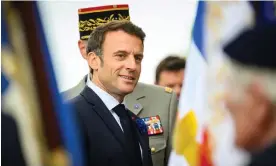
[[86, 75, 124, 131]]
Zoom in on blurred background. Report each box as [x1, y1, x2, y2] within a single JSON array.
[[4, 1, 274, 166], [37, 0, 197, 92], [1, 2, 197, 165]]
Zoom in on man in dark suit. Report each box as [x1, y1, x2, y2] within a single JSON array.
[[62, 5, 177, 166], [70, 20, 153, 166]]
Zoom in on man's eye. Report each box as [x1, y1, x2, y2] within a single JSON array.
[[135, 57, 142, 62], [117, 54, 125, 58]]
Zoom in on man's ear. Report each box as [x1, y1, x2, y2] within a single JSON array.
[[87, 52, 99, 71], [247, 81, 267, 102], [247, 81, 273, 123], [78, 40, 87, 60]]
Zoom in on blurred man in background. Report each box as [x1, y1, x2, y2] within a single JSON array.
[[62, 5, 178, 166], [155, 55, 186, 99], [223, 22, 276, 166]]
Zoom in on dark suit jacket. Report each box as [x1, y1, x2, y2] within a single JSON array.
[[1, 112, 26, 166], [70, 86, 153, 166], [248, 143, 276, 166]]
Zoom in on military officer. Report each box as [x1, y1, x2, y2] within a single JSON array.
[[61, 4, 178, 166]]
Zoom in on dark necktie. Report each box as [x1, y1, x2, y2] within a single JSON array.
[[113, 104, 142, 166]]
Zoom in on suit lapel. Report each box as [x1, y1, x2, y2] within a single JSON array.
[[80, 86, 126, 149], [138, 131, 149, 165], [128, 111, 150, 165]]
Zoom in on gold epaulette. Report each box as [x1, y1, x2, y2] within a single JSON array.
[[164, 87, 173, 93]]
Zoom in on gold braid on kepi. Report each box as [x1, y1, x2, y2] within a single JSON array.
[[78, 4, 130, 40]]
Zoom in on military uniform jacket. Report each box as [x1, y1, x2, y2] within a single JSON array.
[[62, 75, 178, 166]]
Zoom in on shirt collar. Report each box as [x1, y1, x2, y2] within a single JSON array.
[[87, 74, 126, 110]]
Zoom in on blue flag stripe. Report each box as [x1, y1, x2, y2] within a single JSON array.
[[192, 1, 205, 57], [33, 2, 85, 166]]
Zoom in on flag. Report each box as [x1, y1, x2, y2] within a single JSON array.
[[1, 2, 85, 166], [169, 1, 276, 166], [2, 2, 44, 165], [169, 1, 251, 166], [168, 1, 210, 166]]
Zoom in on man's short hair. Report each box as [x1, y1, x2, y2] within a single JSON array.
[[224, 55, 276, 104], [86, 20, 146, 55], [155, 55, 186, 83]]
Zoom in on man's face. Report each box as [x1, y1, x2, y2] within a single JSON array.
[[225, 83, 272, 151], [90, 30, 144, 96], [78, 40, 88, 60], [157, 69, 184, 99]]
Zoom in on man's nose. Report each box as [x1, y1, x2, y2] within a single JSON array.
[[125, 55, 137, 71]]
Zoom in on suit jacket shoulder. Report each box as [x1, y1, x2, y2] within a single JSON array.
[[61, 76, 87, 101], [133, 82, 175, 97], [127, 82, 178, 129], [127, 82, 178, 113]]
